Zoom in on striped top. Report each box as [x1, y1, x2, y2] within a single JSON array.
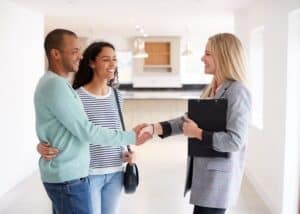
[[76, 86, 124, 175]]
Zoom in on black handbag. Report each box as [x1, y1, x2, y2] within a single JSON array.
[[113, 88, 139, 194]]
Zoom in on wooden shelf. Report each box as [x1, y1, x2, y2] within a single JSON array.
[[144, 67, 172, 72], [144, 65, 171, 68], [146, 52, 170, 55], [144, 42, 171, 66]]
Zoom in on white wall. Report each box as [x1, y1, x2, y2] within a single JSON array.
[[45, 18, 233, 85], [180, 29, 234, 84], [0, 1, 44, 198], [235, 0, 300, 213]]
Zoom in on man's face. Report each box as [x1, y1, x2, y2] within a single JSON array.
[[58, 35, 81, 73]]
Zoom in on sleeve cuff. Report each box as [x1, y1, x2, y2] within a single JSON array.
[[128, 131, 136, 145], [158, 121, 172, 139], [202, 131, 214, 149]]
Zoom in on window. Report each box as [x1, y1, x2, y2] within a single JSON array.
[[249, 26, 264, 129], [116, 51, 133, 84]]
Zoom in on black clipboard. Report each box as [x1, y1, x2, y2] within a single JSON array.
[[187, 99, 229, 158]]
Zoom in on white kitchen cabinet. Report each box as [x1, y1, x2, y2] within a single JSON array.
[[132, 36, 181, 88]]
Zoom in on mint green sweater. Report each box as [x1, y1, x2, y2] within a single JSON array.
[[34, 71, 135, 183]]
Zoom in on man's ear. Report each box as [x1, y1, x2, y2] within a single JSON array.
[[50, 49, 61, 60]]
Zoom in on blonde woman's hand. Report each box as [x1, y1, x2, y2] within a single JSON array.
[[182, 116, 203, 140]]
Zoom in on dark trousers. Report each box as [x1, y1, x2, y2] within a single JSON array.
[[193, 205, 226, 214], [43, 177, 92, 214]]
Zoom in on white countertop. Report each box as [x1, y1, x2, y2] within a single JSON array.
[[120, 90, 201, 100]]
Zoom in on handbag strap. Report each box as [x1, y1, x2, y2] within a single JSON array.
[[112, 88, 132, 153]]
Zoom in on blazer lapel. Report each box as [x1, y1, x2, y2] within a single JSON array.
[[214, 80, 234, 99]]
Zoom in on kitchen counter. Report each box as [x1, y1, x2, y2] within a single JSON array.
[[118, 83, 206, 100], [120, 90, 202, 100]]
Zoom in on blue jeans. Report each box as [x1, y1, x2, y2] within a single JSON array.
[[43, 177, 92, 214], [89, 172, 124, 214]]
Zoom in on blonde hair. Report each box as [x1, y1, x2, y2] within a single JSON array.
[[201, 33, 247, 98]]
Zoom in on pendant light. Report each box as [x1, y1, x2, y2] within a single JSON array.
[[182, 26, 193, 56], [133, 25, 148, 58]]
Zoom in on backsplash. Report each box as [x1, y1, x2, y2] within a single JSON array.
[[118, 83, 207, 91]]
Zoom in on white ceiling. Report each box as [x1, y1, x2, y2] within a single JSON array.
[[10, 0, 257, 37]]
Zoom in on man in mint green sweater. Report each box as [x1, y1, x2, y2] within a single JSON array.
[[34, 29, 150, 214]]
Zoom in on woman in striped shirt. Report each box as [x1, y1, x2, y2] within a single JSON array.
[[38, 41, 135, 214]]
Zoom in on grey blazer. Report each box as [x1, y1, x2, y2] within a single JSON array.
[[159, 80, 251, 209]]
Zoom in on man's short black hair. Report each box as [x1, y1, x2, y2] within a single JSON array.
[[44, 29, 77, 57]]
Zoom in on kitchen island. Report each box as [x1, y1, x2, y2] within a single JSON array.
[[119, 84, 206, 128]]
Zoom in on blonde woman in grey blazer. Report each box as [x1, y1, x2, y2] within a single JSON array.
[[142, 33, 251, 214]]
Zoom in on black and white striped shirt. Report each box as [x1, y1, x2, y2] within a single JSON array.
[[76, 87, 124, 175]]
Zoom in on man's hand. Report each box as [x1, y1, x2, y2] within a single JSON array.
[[133, 123, 153, 145], [37, 142, 59, 161], [138, 124, 154, 137]]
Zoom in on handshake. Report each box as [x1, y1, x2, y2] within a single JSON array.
[[133, 123, 157, 146], [132, 116, 202, 146]]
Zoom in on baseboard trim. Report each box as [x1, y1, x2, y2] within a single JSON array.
[[244, 168, 277, 214]]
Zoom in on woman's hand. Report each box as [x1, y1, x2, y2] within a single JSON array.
[[153, 123, 163, 135], [123, 151, 136, 164], [37, 142, 59, 161], [182, 117, 203, 140]]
